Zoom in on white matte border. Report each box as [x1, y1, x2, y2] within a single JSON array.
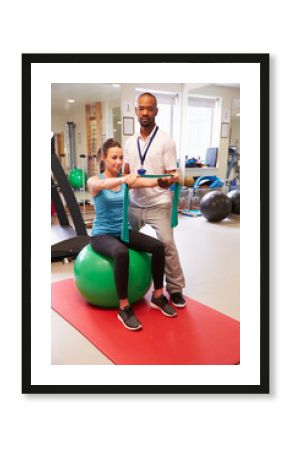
[[30, 60, 260, 387]]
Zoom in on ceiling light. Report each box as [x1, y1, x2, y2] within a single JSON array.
[[112, 84, 120, 88], [67, 98, 76, 103]]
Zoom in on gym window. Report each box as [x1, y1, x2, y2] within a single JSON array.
[[186, 96, 219, 162]]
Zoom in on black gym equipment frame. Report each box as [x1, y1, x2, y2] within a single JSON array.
[[51, 137, 90, 261]]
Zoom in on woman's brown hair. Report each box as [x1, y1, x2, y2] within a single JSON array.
[[97, 138, 121, 173]]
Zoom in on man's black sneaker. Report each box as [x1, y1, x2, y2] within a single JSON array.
[[118, 305, 142, 331], [170, 292, 186, 308], [150, 294, 177, 317]]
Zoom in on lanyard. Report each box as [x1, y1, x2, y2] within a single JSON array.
[[137, 126, 159, 171]]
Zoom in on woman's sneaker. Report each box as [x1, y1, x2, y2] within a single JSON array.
[[150, 294, 177, 317], [118, 305, 142, 331]]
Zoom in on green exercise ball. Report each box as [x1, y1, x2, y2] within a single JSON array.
[[74, 244, 152, 308], [68, 168, 87, 189]]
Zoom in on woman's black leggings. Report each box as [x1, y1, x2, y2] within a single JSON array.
[[91, 230, 165, 300]]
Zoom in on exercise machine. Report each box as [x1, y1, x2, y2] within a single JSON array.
[[226, 145, 240, 190], [51, 136, 90, 261]]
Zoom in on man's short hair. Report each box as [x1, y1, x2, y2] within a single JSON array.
[[137, 92, 157, 107]]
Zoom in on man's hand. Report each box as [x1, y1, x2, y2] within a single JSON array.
[[157, 174, 179, 189]]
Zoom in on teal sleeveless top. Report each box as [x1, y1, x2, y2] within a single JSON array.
[[91, 174, 130, 237]]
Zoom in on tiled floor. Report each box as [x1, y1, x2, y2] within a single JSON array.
[[51, 214, 240, 364]]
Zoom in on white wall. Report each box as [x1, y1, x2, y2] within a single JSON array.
[[7, 4, 289, 450], [230, 116, 240, 147]]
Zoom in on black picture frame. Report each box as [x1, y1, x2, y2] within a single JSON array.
[[22, 53, 269, 394]]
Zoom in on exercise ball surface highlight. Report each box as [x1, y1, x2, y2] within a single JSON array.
[[200, 191, 232, 222], [74, 244, 152, 308], [227, 190, 240, 215], [68, 168, 87, 189]]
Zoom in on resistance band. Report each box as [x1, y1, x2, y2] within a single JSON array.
[[121, 175, 180, 243]]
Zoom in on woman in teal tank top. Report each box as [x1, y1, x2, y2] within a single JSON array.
[[87, 139, 178, 331], [91, 173, 127, 237]]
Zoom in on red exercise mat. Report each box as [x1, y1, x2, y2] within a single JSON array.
[[51, 278, 240, 365]]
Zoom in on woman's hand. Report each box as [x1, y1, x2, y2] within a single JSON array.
[[123, 173, 139, 187]]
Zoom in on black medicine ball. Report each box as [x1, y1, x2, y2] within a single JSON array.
[[227, 190, 240, 215], [200, 191, 232, 222]]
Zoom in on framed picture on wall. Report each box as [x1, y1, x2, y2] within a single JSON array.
[[123, 116, 134, 136], [22, 53, 269, 394], [221, 122, 230, 138]]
